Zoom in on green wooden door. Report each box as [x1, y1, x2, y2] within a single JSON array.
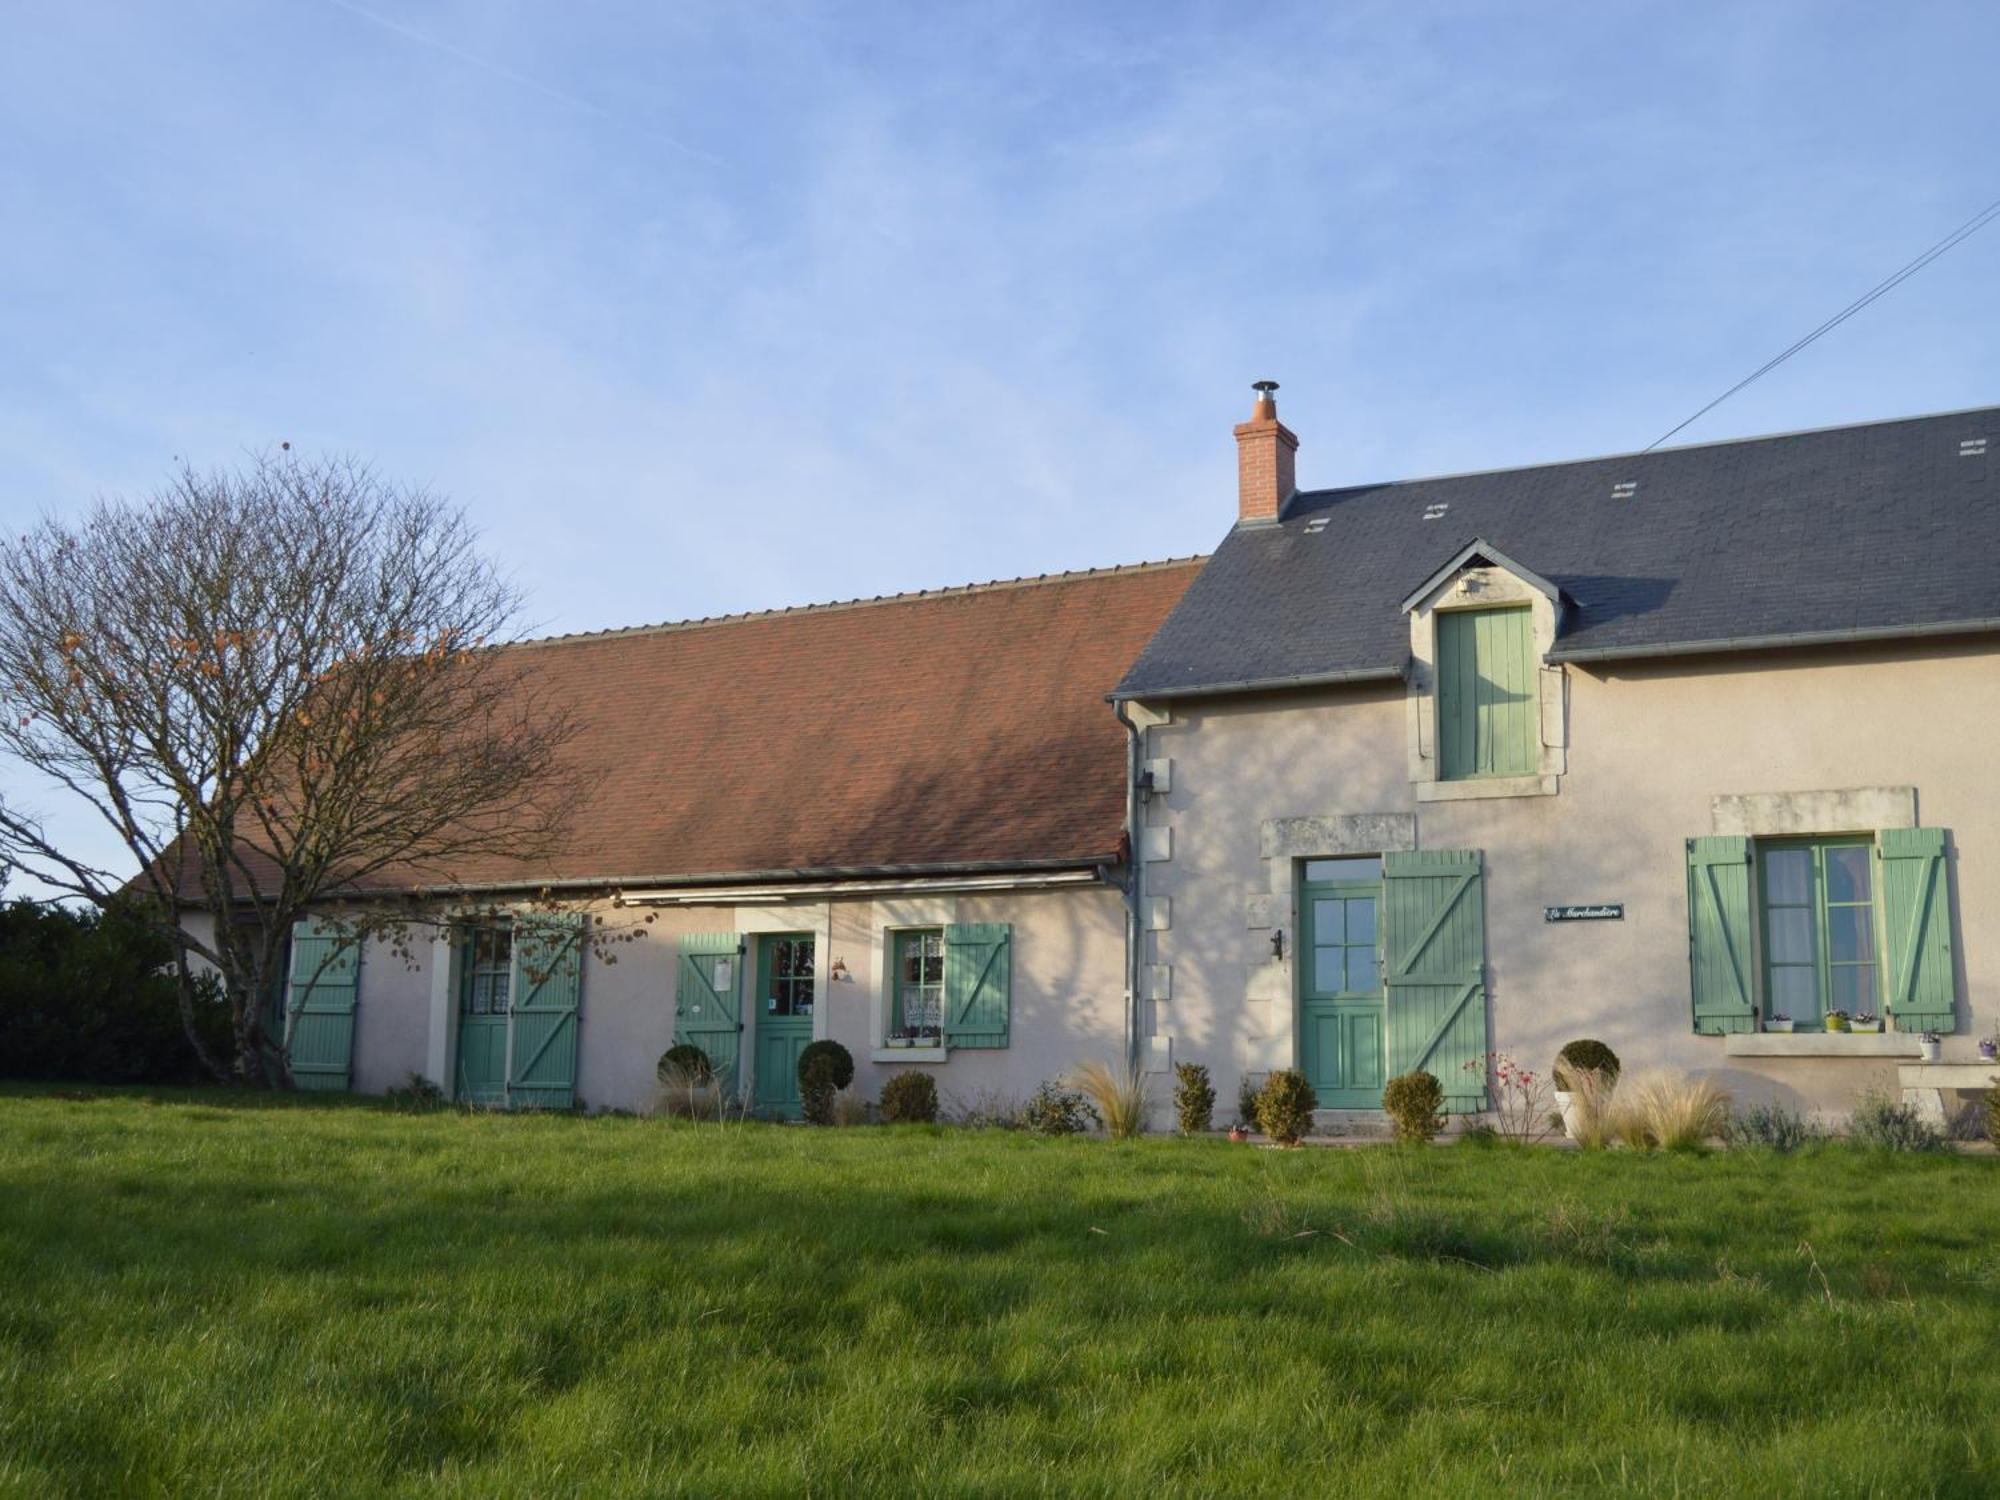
[[508, 913, 584, 1110], [751, 933, 815, 1118], [456, 925, 512, 1105], [1383, 849, 1489, 1112], [286, 918, 359, 1092], [1299, 874, 1385, 1107], [675, 934, 746, 1099], [1437, 606, 1537, 780]]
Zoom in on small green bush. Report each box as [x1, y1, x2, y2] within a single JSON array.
[[878, 1070, 939, 1124], [1849, 1090, 1947, 1152], [384, 1072, 448, 1111], [1023, 1080, 1098, 1136], [1988, 1088, 2000, 1145], [1726, 1102, 1823, 1152], [1237, 1074, 1263, 1129], [657, 1044, 712, 1083], [796, 1040, 855, 1091], [1255, 1069, 1317, 1146], [796, 1041, 855, 1126], [1554, 1039, 1621, 1090], [1173, 1062, 1216, 1135], [1382, 1070, 1445, 1143]]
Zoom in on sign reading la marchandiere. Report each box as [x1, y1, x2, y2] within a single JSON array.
[[1545, 904, 1624, 922]]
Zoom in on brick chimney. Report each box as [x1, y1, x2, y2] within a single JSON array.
[[1233, 380, 1298, 523]]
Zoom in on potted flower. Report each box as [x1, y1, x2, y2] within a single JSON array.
[[887, 1028, 913, 1050], [913, 1025, 943, 1051], [1919, 1030, 1942, 1063], [1823, 1010, 1850, 1033], [1766, 1012, 1795, 1034], [1980, 1035, 1999, 1063], [1851, 1011, 1882, 1035]]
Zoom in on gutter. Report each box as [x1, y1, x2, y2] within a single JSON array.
[[399, 855, 1114, 900], [1549, 617, 2000, 665], [618, 868, 1105, 905], [1109, 663, 1405, 704], [1114, 700, 1144, 1075]]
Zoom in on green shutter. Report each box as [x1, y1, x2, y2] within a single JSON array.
[[1878, 828, 1956, 1029], [1382, 850, 1487, 1111], [1687, 836, 1756, 1034], [676, 933, 745, 1097], [1437, 606, 1537, 781], [943, 923, 1010, 1049], [507, 912, 585, 1109], [286, 917, 359, 1091]]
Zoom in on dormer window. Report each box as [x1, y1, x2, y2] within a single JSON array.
[[1437, 605, 1539, 780]]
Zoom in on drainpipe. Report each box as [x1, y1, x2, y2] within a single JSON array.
[[1114, 700, 1145, 1076]]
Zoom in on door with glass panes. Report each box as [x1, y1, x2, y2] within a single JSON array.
[[751, 933, 816, 1117], [1299, 858, 1386, 1108]]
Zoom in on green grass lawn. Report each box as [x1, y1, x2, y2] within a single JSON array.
[[1, 1089, 1997, 1498]]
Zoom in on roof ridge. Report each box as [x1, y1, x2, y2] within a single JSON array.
[[1286, 399, 2000, 504], [509, 555, 1210, 649]]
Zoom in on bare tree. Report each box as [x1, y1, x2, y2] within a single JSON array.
[[0, 452, 589, 1084]]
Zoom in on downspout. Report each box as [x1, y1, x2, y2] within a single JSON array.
[[1114, 700, 1145, 1075]]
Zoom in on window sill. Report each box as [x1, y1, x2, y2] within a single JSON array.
[[1722, 1033, 1927, 1058], [1415, 774, 1559, 803], [872, 1045, 949, 1064]]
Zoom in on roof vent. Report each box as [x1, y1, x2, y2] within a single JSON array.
[[1302, 516, 1329, 534], [1421, 502, 1450, 522], [1961, 437, 1987, 457], [1611, 480, 1638, 499]]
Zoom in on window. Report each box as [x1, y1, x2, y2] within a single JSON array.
[[764, 935, 814, 1016], [1436, 605, 1537, 780], [892, 929, 944, 1034], [1759, 840, 1877, 1023], [460, 926, 513, 1015]]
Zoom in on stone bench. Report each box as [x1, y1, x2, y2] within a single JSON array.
[[1896, 1062, 2000, 1127]]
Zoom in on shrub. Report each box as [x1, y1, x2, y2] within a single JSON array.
[[829, 1086, 870, 1127], [1023, 1080, 1098, 1136], [1612, 1070, 1731, 1150], [1173, 1062, 1216, 1135], [1849, 1089, 1947, 1152], [1471, 1053, 1559, 1145], [657, 1043, 712, 1084], [384, 1072, 447, 1111], [1554, 1039, 1621, 1091], [878, 1070, 939, 1124], [796, 1040, 855, 1126], [945, 1088, 1025, 1129], [1726, 1101, 1823, 1152], [1988, 1087, 2000, 1145], [1382, 1070, 1445, 1144], [1072, 1059, 1148, 1140], [1255, 1069, 1318, 1146], [1237, 1074, 1264, 1129]]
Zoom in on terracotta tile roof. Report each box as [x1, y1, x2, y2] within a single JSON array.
[[292, 559, 1199, 894]]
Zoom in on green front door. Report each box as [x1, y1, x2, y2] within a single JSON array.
[[1300, 862, 1385, 1108], [456, 926, 512, 1105], [751, 933, 815, 1118]]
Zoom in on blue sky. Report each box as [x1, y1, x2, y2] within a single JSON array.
[[1, 1, 1996, 881]]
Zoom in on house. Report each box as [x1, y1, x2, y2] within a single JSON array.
[[227, 561, 1199, 1113], [238, 386, 1997, 1126], [1115, 387, 2000, 1121]]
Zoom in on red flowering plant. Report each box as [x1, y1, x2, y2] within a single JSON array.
[[1464, 1052, 1559, 1145]]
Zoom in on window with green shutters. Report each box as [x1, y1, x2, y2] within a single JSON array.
[[1436, 605, 1538, 781], [1687, 829, 1959, 1033], [891, 928, 945, 1036]]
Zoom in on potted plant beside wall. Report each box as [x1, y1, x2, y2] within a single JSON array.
[[1766, 1012, 1795, 1034], [1851, 1011, 1883, 1035], [1919, 1031, 1943, 1063], [1980, 1035, 1999, 1063], [1823, 1010, 1851, 1034]]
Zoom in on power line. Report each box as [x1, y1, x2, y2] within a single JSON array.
[[1646, 193, 2000, 451]]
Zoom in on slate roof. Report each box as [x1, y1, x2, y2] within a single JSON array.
[[190, 559, 1201, 898], [1115, 405, 2000, 700]]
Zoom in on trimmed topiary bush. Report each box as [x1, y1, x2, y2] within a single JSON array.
[[878, 1069, 939, 1124], [1255, 1069, 1317, 1146], [1383, 1070, 1446, 1143], [1554, 1039, 1621, 1091], [1023, 1080, 1098, 1136], [657, 1043, 712, 1083], [1173, 1062, 1216, 1135], [796, 1040, 855, 1125]]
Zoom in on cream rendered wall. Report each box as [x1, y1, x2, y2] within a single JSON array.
[[349, 932, 434, 1093], [1143, 638, 2000, 1118]]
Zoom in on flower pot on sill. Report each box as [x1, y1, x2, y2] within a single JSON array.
[[1851, 1020, 1883, 1035], [887, 1037, 911, 1050], [1920, 1039, 1942, 1063], [1980, 1042, 2000, 1063], [1766, 1019, 1795, 1034], [1823, 1016, 1849, 1034]]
